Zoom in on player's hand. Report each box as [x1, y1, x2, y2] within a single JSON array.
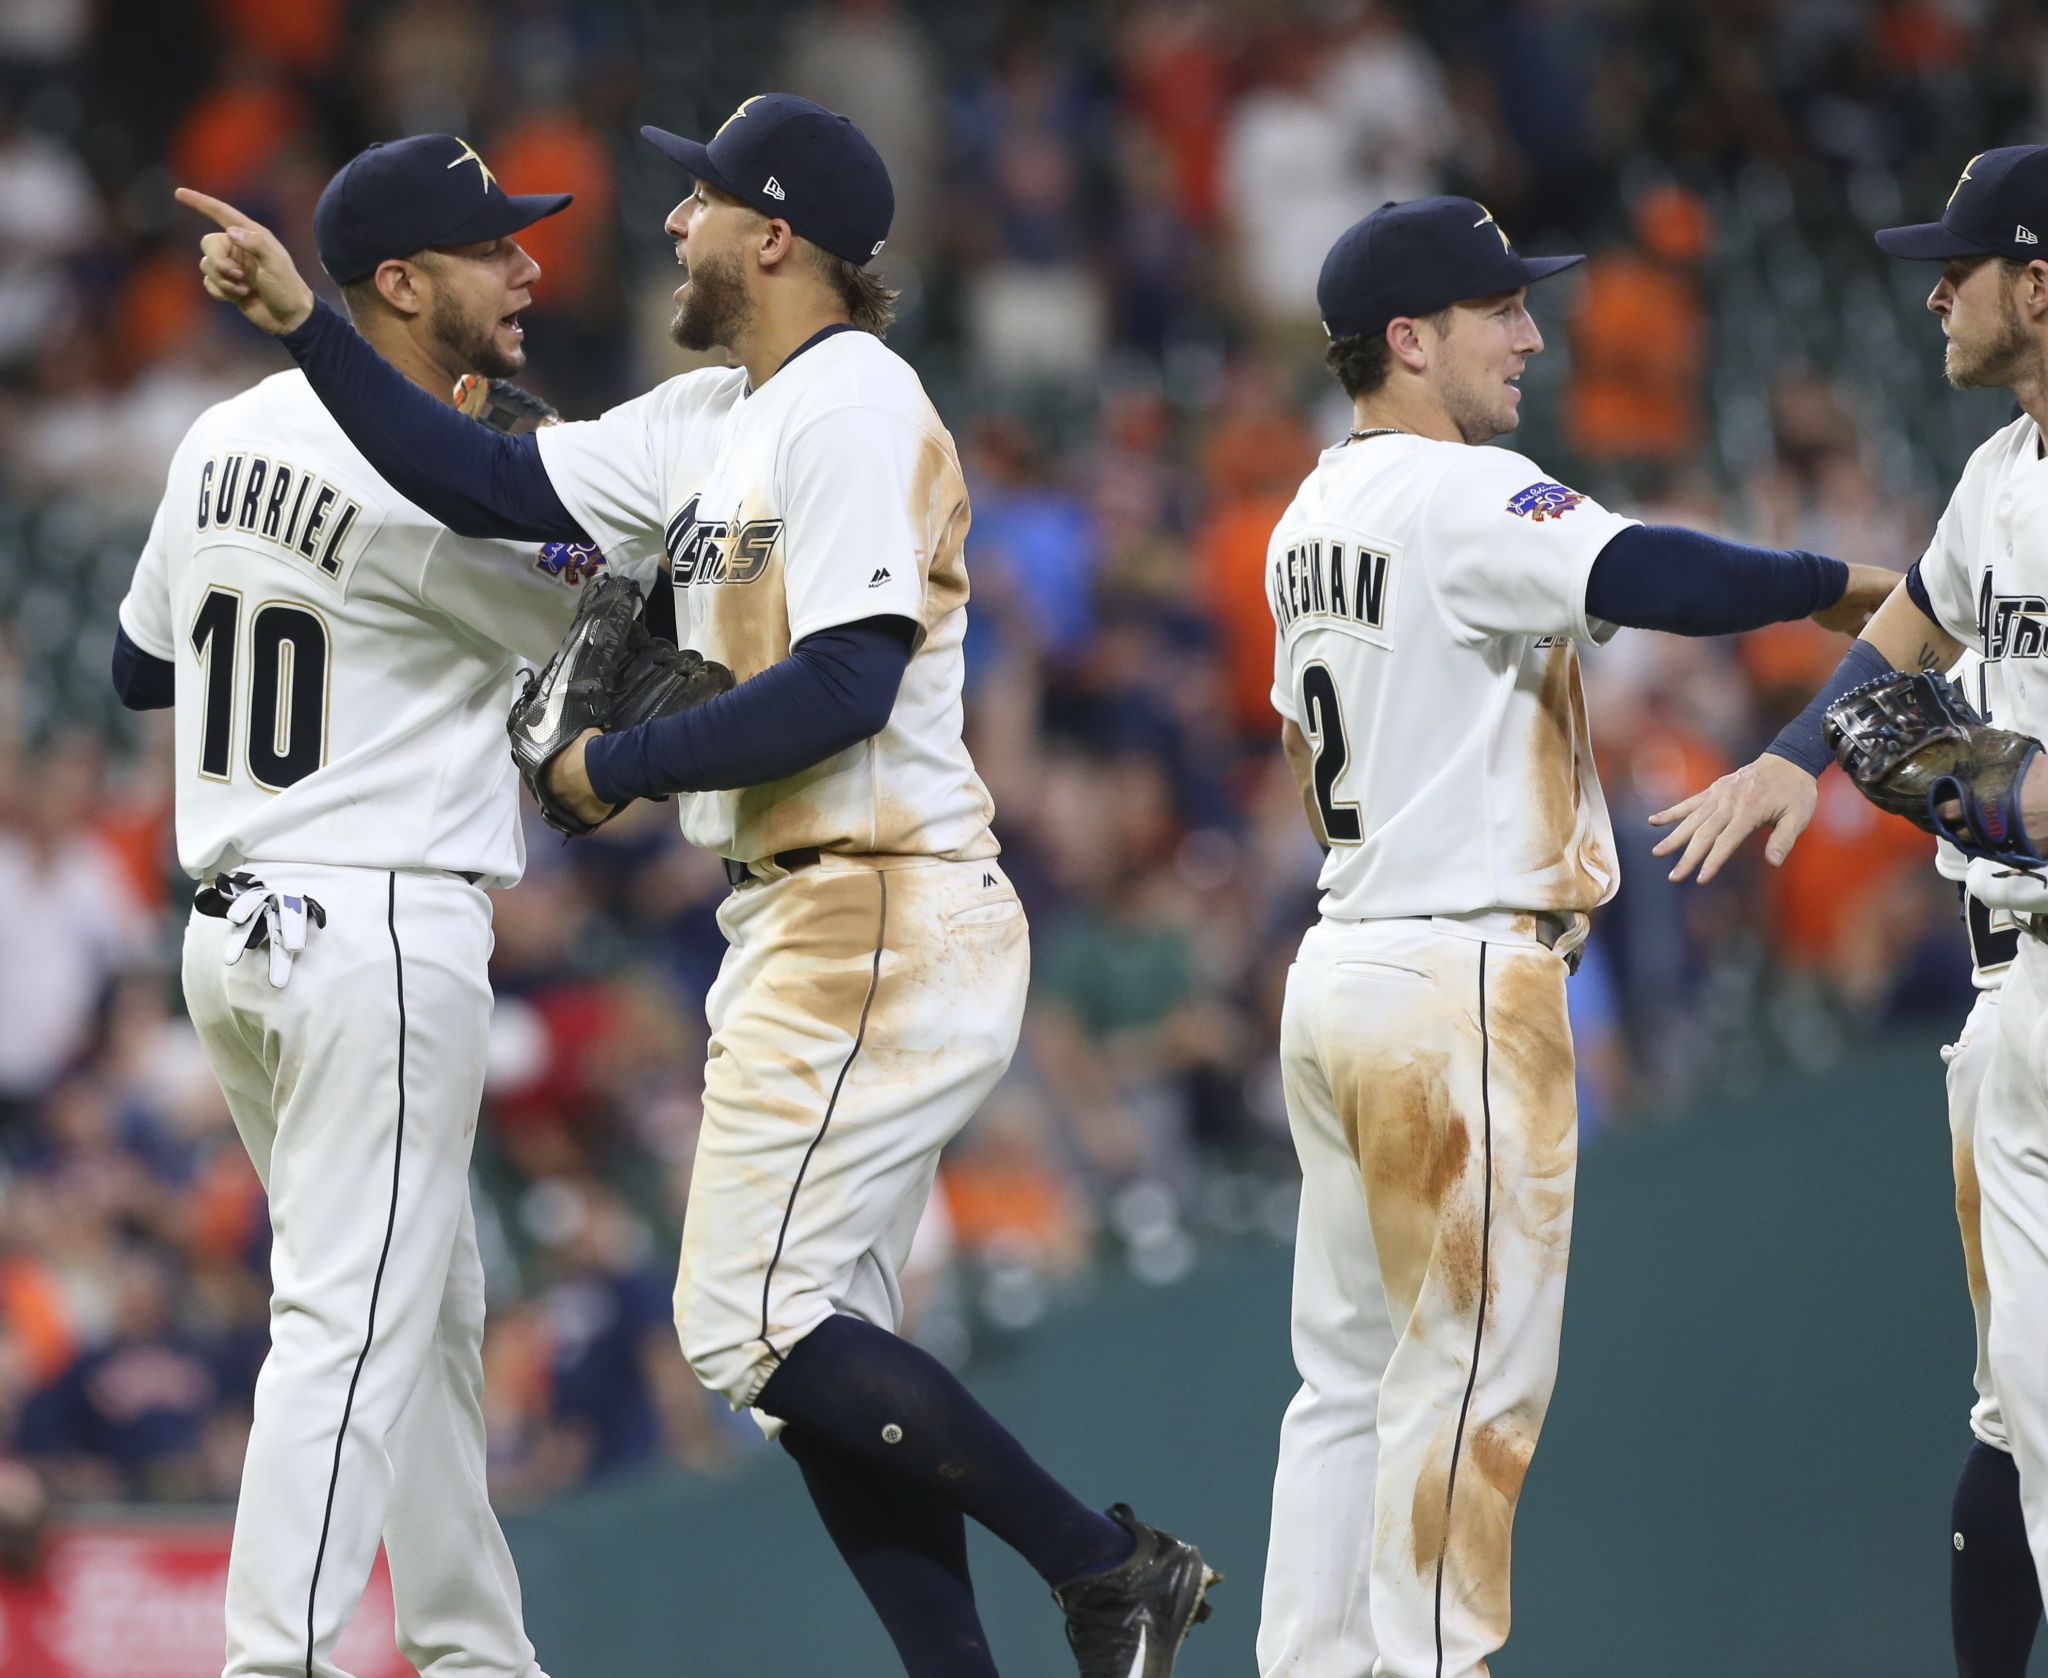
[[175, 188, 315, 335], [541, 729, 616, 830], [1647, 751, 1819, 883], [1809, 564, 1899, 636]]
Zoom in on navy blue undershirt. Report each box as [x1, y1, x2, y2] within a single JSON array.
[[274, 302, 912, 802], [1584, 524, 1847, 636], [112, 624, 174, 709], [585, 615, 916, 804]]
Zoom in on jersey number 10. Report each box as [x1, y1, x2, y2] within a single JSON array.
[[191, 585, 330, 790]]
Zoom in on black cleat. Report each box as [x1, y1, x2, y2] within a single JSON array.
[[1052, 1504, 1219, 1678]]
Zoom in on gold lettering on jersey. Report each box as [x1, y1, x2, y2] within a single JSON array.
[[1271, 538, 1390, 636], [197, 450, 362, 581], [666, 492, 784, 585]]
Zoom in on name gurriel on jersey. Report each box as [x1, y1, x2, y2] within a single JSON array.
[[1269, 535, 1392, 636], [196, 450, 364, 580]]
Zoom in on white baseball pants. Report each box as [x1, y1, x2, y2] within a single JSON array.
[[1260, 917, 1577, 1678], [1944, 987, 2008, 1454], [1972, 936, 2048, 1603], [183, 864, 543, 1678], [671, 854, 1028, 1411]]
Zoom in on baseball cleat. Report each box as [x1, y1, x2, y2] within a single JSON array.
[[1052, 1504, 1219, 1678]]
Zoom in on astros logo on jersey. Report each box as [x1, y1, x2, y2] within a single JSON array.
[[1979, 571, 2048, 660], [1505, 481, 1586, 521], [666, 493, 784, 585]]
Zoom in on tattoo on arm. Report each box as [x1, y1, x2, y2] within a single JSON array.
[[1915, 642, 1944, 672]]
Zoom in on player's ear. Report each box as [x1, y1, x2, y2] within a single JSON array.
[[756, 216, 796, 272], [1386, 316, 1429, 375], [371, 257, 427, 319], [2022, 258, 2048, 322]]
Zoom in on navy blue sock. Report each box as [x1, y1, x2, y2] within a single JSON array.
[[1952, 1439, 2042, 1678], [782, 1423, 1000, 1678], [755, 1314, 1133, 1586]]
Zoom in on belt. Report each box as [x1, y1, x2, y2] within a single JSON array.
[[723, 847, 822, 889], [194, 868, 480, 916]]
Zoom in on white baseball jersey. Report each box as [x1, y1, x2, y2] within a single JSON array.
[[1266, 434, 1638, 920], [118, 369, 607, 889], [534, 328, 996, 865], [1936, 650, 2017, 989]]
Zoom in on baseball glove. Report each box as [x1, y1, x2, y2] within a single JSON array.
[[454, 373, 560, 434], [506, 573, 734, 837], [1824, 670, 2048, 866]]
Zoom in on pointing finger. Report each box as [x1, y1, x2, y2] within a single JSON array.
[[175, 187, 260, 233]]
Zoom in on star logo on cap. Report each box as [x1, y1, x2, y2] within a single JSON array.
[[446, 137, 498, 194], [1473, 202, 1512, 255], [716, 96, 765, 139], [1948, 153, 1982, 210]]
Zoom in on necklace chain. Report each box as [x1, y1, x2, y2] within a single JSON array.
[[1345, 426, 1408, 443]]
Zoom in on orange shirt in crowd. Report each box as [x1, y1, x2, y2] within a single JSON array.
[[1565, 248, 1704, 465], [490, 113, 617, 314]]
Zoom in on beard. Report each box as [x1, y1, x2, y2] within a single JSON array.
[[1946, 287, 2030, 390], [1439, 361, 1518, 446], [429, 286, 523, 379], [671, 248, 752, 352]]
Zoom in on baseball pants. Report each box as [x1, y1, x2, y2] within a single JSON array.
[[1973, 936, 2048, 1604], [672, 853, 1028, 1413], [1945, 987, 2009, 1455], [183, 863, 544, 1678], [1260, 917, 1577, 1678]]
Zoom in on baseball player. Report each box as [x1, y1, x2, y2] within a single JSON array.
[[1936, 652, 2043, 1678], [119, 137, 605, 1678], [1652, 146, 2048, 1668], [1256, 196, 1895, 1678], [181, 94, 1217, 1678]]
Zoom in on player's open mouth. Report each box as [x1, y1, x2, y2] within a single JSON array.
[[500, 313, 524, 340]]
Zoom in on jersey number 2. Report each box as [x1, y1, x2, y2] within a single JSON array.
[[191, 586, 330, 790], [1300, 663, 1362, 844]]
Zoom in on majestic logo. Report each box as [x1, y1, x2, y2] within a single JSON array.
[[1506, 481, 1586, 521], [1949, 153, 1983, 209], [1472, 202, 1513, 255], [1980, 571, 2048, 661], [446, 137, 497, 194], [869, 567, 892, 587], [665, 493, 783, 585]]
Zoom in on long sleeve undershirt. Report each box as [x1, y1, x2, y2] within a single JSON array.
[[1583, 524, 1847, 636], [584, 616, 917, 805], [280, 298, 584, 542]]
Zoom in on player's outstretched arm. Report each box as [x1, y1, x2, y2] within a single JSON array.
[[176, 188, 586, 545], [1649, 580, 1966, 882]]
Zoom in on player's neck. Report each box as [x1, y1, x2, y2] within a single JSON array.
[[733, 300, 855, 391], [1349, 390, 1463, 446], [2010, 357, 2048, 443], [360, 319, 467, 405]]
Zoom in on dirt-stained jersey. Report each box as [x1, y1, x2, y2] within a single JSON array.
[[535, 327, 997, 864], [119, 370, 616, 888], [1267, 434, 1638, 921]]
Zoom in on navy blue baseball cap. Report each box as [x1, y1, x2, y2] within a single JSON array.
[[314, 135, 571, 285], [641, 93, 894, 266], [1317, 196, 1584, 339], [1876, 146, 2048, 262]]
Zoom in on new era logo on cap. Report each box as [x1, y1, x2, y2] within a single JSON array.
[[2021, 225, 2039, 245], [763, 176, 786, 201]]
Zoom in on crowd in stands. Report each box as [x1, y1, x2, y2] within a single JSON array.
[[0, 0, 2038, 1513]]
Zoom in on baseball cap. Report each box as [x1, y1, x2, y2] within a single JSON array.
[[314, 135, 571, 285], [641, 93, 893, 267], [1875, 146, 2048, 262], [1317, 196, 1584, 339]]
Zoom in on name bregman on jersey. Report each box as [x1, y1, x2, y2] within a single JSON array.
[[1270, 534, 1392, 637]]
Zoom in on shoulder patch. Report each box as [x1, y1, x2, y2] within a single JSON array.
[[1505, 481, 1586, 521]]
